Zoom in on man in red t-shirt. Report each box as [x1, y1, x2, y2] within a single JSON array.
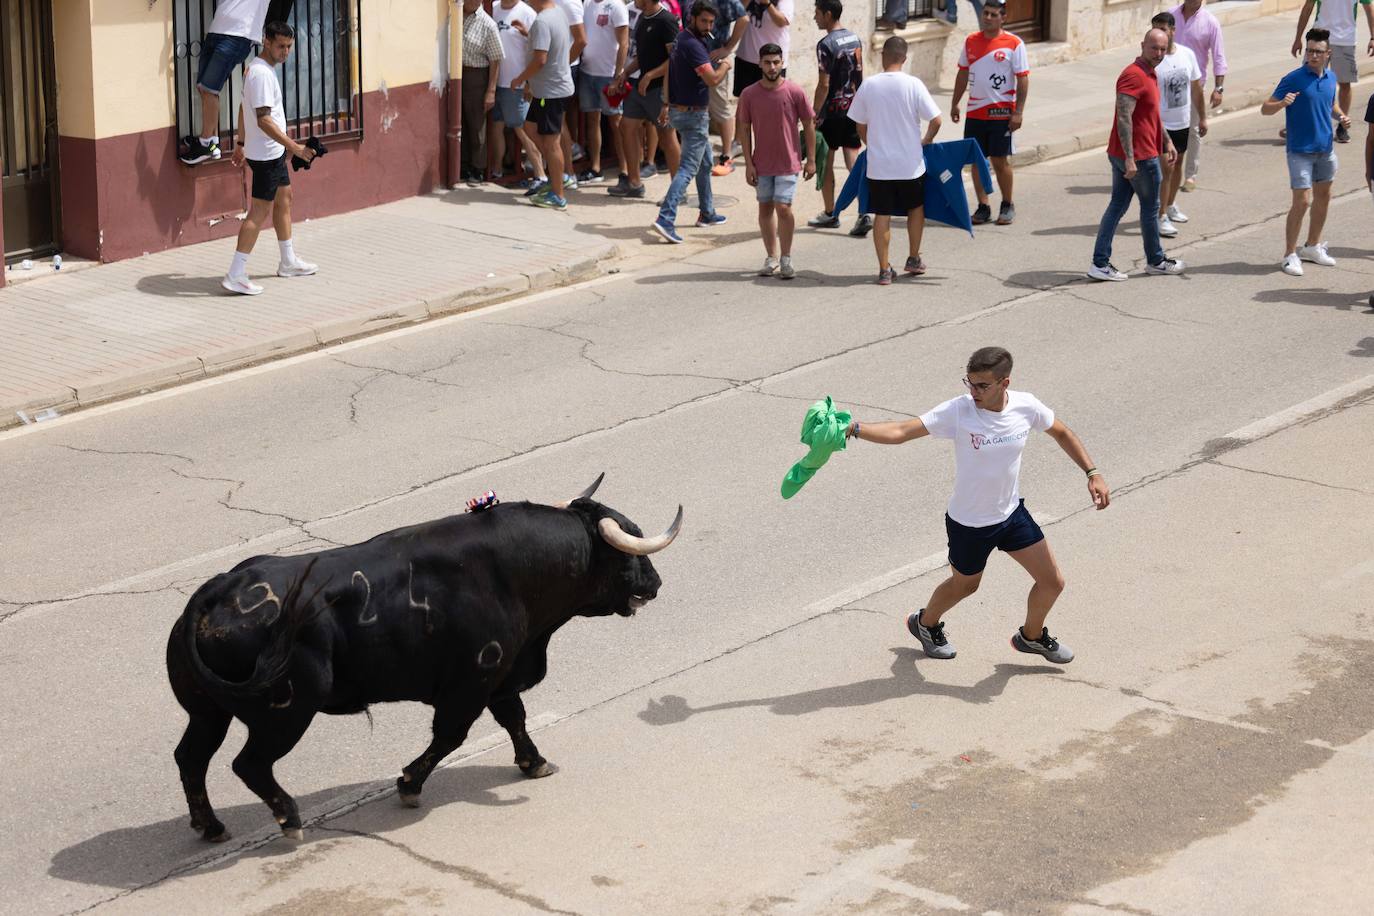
[[1089, 28, 1185, 282]]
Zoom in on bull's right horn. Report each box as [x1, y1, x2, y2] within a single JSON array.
[[555, 472, 605, 509], [598, 505, 684, 556]]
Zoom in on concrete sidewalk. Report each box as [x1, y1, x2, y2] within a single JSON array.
[[2, 8, 1366, 430]]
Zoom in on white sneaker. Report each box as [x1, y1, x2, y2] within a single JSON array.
[[1296, 241, 1336, 266], [1158, 216, 1179, 238], [277, 259, 318, 278], [759, 256, 779, 276], [1281, 253, 1304, 276], [779, 255, 796, 279], [221, 273, 264, 295], [1145, 257, 1185, 275], [1166, 204, 1189, 223], [1087, 263, 1128, 282]]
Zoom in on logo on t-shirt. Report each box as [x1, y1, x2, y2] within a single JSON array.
[[969, 429, 1029, 450], [597, 12, 609, 26], [993, 50, 1007, 62]]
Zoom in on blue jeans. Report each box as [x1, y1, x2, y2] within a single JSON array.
[[945, 0, 984, 25], [658, 109, 714, 226], [1092, 155, 1164, 268]]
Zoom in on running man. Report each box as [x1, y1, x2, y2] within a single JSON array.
[[949, 0, 1028, 226], [1263, 27, 1350, 276], [738, 43, 816, 278], [1290, 0, 1374, 144], [1152, 11, 1206, 238], [180, 0, 270, 165], [222, 22, 317, 295], [808, 0, 872, 238], [846, 346, 1111, 665], [511, 0, 578, 210]]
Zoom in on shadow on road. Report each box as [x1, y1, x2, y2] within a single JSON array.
[[134, 273, 226, 298], [638, 649, 1062, 725], [1252, 287, 1370, 310]]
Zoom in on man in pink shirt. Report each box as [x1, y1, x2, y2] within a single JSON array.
[[739, 43, 817, 279], [1170, 0, 1227, 190]]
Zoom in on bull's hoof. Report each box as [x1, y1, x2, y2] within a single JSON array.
[[521, 761, 558, 779], [202, 826, 231, 843], [281, 826, 305, 841], [396, 775, 423, 807]]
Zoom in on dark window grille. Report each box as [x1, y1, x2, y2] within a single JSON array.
[[877, 0, 936, 24], [1, 0, 60, 260], [172, 0, 363, 150]]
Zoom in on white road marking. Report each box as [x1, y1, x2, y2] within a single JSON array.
[[1221, 374, 1374, 444]]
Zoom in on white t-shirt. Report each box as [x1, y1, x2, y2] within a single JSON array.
[[847, 71, 941, 181], [210, 0, 271, 39], [1156, 45, 1201, 131], [242, 56, 286, 161], [1315, 0, 1366, 47], [556, 0, 587, 65], [919, 391, 1055, 527], [494, 1, 538, 88], [581, 0, 630, 78], [739, 0, 795, 64]]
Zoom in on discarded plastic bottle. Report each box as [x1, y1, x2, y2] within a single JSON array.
[[52, 255, 62, 270]]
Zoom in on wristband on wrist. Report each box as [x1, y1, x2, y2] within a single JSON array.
[[1085, 467, 1101, 479]]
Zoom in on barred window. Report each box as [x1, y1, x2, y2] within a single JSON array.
[[878, 0, 936, 24], [173, 0, 363, 148]]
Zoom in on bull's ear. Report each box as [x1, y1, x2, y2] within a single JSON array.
[[555, 472, 605, 509], [598, 505, 683, 556]]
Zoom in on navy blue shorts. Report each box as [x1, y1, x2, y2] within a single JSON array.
[[945, 499, 1044, 576], [196, 33, 255, 94], [964, 117, 1014, 159]]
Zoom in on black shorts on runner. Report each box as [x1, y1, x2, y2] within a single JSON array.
[[527, 95, 569, 136], [248, 153, 291, 201], [964, 117, 1014, 159], [819, 113, 862, 150], [1167, 126, 1190, 154], [868, 175, 924, 213], [946, 499, 1045, 576], [732, 58, 786, 98]]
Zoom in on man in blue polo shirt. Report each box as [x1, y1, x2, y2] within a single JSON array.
[[1262, 27, 1351, 276]]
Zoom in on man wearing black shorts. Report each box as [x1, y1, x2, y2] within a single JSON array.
[[949, 1, 1028, 225], [222, 22, 317, 296], [1153, 11, 1206, 238], [846, 37, 941, 285], [808, 0, 872, 237], [512, 0, 578, 209], [847, 346, 1111, 665], [610, 0, 681, 197]]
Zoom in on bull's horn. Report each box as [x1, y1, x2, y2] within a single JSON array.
[[555, 472, 605, 509], [598, 505, 684, 556]]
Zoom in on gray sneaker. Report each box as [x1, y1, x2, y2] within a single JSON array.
[[907, 610, 957, 659], [1011, 626, 1074, 664]]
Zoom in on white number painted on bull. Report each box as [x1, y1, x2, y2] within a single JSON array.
[[352, 570, 375, 625], [235, 582, 281, 624], [408, 562, 434, 633]]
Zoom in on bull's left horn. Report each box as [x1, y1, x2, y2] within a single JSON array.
[[555, 472, 605, 509], [598, 506, 684, 556]]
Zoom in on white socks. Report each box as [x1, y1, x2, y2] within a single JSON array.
[[278, 239, 296, 265], [201, 135, 217, 146], [229, 251, 249, 278]]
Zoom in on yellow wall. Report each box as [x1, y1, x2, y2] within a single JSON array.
[[53, 0, 97, 138], [360, 0, 451, 92]]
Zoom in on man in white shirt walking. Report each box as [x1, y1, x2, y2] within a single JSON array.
[[180, 0, 270, 165], [847, 346, 1111, 665], [1152, 11, 1206, 237], [222, 22, 318, 296], [846, 36, 941, 285]]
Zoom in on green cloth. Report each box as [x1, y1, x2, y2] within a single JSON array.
[[814, 130, 831, 191], [781, 396, 852, 499]]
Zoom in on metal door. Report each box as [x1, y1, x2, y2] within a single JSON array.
[[1, 0, 60, 262]]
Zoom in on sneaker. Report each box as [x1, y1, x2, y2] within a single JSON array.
[[903, 255, 926, 276], [221, 273, 263, 296], [1145, 257, 1185, 275], [523, 179, 549, 198], [653, 217, 683, 244], [1336, 122, 1351, 144], [778, 255, 796, 279], [464, 170, 484, 187], [1182, 177, 1196, 192], [972, 203, 992, 225], [608, 182, 646, 198], [729, 141, 743, 158], [1158, 216, 1179, 238], [1297, 241, 1336, 266], [531, 189, 568, 210], [562, 173, 579, 191], [876, 266, 897, 286], [849, 213, 874, 237], [571, 141, 586, 161], [759, 256, 779, 276], [1011, 626, 1074, 664], [907, 610, 957, 660], [639, 162, 657, 179], [710, 157, 735, 176], [1166, 204, 1188, 223], [179, 136, 221, 166], [612, 173, 630, 192], [808, 211, 841, 229], [576, 169, 604, 184], [513, 176, 541, 191], [1281, 252, 1304, 276], [695, 212, 728, 228], [1087, 263, 1128, 282], [277, 259, 318, 278], [996, 202, 1015, 226]]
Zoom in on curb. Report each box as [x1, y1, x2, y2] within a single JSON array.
[[2, 241, 617, 431]]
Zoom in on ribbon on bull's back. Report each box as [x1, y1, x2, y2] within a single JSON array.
[[781, 396, 852, 499]]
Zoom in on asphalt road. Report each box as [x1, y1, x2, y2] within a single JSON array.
[[3, 110, 1373, 915]]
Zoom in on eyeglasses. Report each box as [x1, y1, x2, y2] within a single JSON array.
[[1305, 47, 1330, 56], [962, 376, 1002, 393]]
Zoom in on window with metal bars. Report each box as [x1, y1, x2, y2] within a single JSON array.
[[172, 0, 363, 151], [877, 0, 936, 25]]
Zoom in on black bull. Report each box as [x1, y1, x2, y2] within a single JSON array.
[[165, 477, 681, 841]]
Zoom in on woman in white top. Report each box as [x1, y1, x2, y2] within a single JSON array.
[[847, 346, 1111, 664]]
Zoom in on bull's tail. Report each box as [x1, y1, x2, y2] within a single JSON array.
[[182, 558, 326, 699]]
